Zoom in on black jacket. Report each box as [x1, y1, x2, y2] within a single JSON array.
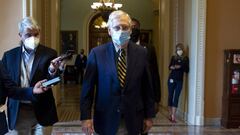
[[2, 44, 58, 129], [0, 60, 36, 135], [141, 43, 161, 103], [168, 55, 189, 81]]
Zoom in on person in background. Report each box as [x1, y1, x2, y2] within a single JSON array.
[[2, 17, 64, 134], [130, 18, 161, 114], [167, 43, 189, 123], [74, 49, 87, 84], [0, 60, 51, 135], [80, 10, 155, 135]]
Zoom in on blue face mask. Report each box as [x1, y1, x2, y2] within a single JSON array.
[[111, 30, 130, 46]]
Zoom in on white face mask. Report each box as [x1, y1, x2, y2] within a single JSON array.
[[111, 30, 130, 46], [177, 50, 183, 56], [24, 37, 40, 50]]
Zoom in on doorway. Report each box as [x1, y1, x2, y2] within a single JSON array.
[[88, 12, 111, 52]]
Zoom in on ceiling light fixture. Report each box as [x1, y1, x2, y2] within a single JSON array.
[[91, 0, 123, 11]]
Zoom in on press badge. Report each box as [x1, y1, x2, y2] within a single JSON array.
[[169, 79, 174, 83]]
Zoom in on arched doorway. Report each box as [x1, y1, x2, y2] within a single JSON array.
[[88, 13, 111, 52]]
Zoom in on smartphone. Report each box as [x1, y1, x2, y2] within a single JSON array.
[[42, 77, 61, 87]]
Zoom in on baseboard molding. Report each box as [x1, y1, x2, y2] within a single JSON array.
[[160, 106, 221, 126], [204, 117, 221, 126], [176, 109, 188, 122]]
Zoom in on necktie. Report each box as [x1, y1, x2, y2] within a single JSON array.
[[117, 49, 127, 88]]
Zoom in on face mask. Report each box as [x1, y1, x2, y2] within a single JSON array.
[[111, 30, 130, 46], [24, 37, 40, 50], [130, 28, 140, 43], [177, 50, 183, 56]]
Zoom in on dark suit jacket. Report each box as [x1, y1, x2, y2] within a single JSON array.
[[141, 43, 161, 103], [2, 44, 58, 130], [0, 61, 36, 135], [80, 41, 155, 135], [75, 54, 87, 69]]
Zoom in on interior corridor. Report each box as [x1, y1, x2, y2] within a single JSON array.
[[41, 83, 240, 135]]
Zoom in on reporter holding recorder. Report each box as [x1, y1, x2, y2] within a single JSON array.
[[2, 17, 65, 134], [0, 60, 50, 135]]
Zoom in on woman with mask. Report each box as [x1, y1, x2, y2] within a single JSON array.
[[167, 43, 189, 123]]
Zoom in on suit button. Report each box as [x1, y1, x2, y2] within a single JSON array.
[[117, 109, 120, 112]]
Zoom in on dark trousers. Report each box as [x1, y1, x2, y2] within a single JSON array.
[[76, 68, 84, 84], [168, 79, 183, 107], [15, 103, 38, 135], [0, 111, 8, 135]]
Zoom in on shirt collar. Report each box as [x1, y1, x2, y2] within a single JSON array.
[[113, 42, 128, 53], [136, 40, 140, 45]]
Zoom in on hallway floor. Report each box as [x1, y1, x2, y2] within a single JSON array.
[[41, 84, 240, 135]]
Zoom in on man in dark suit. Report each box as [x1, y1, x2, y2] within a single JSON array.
[[80, 10, 155, 135], [130, 17, 161, 135], [0, 61, 51, 135], [74, 49, 87, 83], [2, 17, 63, 134], [130, 18, 161, 113]]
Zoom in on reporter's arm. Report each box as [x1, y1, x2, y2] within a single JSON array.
[[0, 61, 48, 101]]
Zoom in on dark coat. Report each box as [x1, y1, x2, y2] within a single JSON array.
[[75, 54, 87, 69], [168, 55, 189, 81], [80, 41, 155, 135], [141, 43, 161, 103], [2, 44, 58, 130], [0, 61, 36, 135]]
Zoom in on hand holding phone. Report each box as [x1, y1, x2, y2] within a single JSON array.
[[41, 77, 61, 87], [49, 51, 73, 73]]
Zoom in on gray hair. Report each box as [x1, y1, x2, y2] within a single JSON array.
[[18, 17, 40, 33], [107, 10, 132, 28]]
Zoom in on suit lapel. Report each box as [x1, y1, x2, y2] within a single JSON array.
[[106, 42, 119, 82], [30, 46, 42, 81], [15, 47, 22, 83], [125, 42, 137, 88]]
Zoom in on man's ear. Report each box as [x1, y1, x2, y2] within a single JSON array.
[[108, 28, 111, 36], [129, 29, 132, 35]]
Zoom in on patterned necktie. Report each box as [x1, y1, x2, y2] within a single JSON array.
[[117, 49, 127, 88]]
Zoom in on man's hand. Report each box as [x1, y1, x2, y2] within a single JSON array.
[[82, 119, 94, 135], [175, 65, 181, 69], [143, 118, 153, 134], [33, 79, 49, 94], [170, 66, 175, 70], [49, 56, 66, 74]]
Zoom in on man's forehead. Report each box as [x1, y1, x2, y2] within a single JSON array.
[[111, 16, 130, 26], [24, 28, 39, 33]]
